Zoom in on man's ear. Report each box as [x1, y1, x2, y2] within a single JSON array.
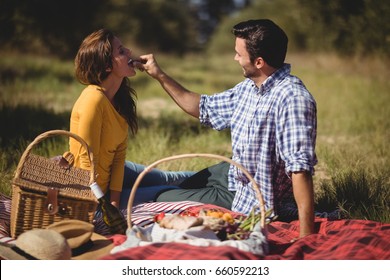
[[254, 57, 265, 69], [106, 67, 112, 72]]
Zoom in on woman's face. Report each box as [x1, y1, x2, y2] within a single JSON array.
[[109, 36, 137, 79]]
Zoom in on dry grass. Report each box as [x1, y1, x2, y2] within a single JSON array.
[[1, 51, 389, 221]]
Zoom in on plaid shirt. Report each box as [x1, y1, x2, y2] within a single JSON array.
[[199, 64, 317, 216]]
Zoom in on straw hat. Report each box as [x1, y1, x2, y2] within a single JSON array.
[[0, 229, 72, 260], [47, 219, 114, 260], [0, 220, 114, 260]]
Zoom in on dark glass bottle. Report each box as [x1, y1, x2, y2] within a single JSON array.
[[90, 182, 127, 235]]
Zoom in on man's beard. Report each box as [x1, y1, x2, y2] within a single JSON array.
[[242, 66, 256, 79]]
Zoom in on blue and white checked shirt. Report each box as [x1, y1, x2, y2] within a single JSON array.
[[199, 64, 317, 216]]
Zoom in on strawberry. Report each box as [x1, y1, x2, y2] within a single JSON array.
[[180, 210, 198, 217], [153, 212, 165, 223]]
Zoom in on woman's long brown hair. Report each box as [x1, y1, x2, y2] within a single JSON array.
[[74, 29, 138, 135]]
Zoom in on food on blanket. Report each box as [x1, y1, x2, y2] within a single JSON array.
[[157, 213, 228, 233], [225, 223, 251, 240], [179, 210, 198, 217], [225, 207, 274, 240], [238, 208, 261, 232], [157, 213, 227, 231], [239, 207, 274, 231], [204, 209, 224, 218], [153, 212, 166, 223], [198, 209, 235, 224], [155, 207, 273, 241], [221, 213, 234, 224], [201, 216, 227, 231], [158, 214, 204, 230]]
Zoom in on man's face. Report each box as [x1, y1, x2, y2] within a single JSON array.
[[234, 37, 258, 79]]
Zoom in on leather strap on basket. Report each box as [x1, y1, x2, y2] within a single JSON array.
[[45, 187, 59, 214], [126, 153, 266, 229], [14, 130, 96, 185]]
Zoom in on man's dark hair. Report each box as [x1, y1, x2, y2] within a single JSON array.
[[232, 19, 288, 68]]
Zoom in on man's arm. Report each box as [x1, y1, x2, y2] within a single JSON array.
[[292, 171, 315, 238], [140, 54, 201, 118]]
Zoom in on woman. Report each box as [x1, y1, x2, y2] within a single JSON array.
[[68, 29, 194, 209]]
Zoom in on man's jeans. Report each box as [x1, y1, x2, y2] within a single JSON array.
[[119, 161, 196, 209]]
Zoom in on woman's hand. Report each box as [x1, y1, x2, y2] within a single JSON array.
[[110, 190, 121, 209], [51, 155, 71, 169]]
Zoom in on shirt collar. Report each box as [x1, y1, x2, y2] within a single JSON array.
[[258, 63, 291, 95]]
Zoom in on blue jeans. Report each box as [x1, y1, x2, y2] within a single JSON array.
[[119, 161, 196, 209]]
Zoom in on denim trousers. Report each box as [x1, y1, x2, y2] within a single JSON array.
[[119, 161, 196, 209]]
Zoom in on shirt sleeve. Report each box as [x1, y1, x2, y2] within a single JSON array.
[[108, 137, 127, 193], [199, 85, 240, 130], [276, 85, 317, 174], [76, 95, 103, 171]]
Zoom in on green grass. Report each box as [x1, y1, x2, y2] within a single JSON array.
[[0, 54, 80, 112], [0, 51, 389, 223], [316, 170, 390, 222]]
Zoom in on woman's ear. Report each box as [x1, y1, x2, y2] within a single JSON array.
[[106, 67, 112, 72]]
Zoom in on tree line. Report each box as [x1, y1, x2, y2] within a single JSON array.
[[0, 0, 388, 58], [0, 0, 244, 58]]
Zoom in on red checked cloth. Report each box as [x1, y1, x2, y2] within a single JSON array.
[[1, 195, 389, 260], [103, 218, 390, 260], [266, 218, 390, 260]]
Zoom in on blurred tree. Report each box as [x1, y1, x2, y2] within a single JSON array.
[[105, 0, 245, 53], [0, 0, 15, 44], [207, 0, 390, 57], [0, 0, 248, 57], [297, 0, 390, 56], [0, 0, 108, 58], [125, 0, 198, 54], [188, 0, 237, 44]]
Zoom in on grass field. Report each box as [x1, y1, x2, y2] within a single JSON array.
[[0, 51, 389, 222]]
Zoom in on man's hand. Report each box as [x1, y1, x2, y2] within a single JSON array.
[[138, 53, 201, 118], [139, 54, 164, 79]]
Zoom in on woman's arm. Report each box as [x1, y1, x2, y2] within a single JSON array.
[[108, 139, 127, 206]]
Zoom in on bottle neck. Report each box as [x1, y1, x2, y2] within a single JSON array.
[[90, 182, 105, 200]]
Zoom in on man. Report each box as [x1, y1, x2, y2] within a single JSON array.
[[140, 19, 317, 238]]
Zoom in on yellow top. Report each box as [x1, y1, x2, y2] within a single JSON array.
[[69, 85, 128, 194]]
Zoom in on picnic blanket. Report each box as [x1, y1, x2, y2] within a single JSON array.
[[1, 194, 389, 260], [101, 217, 390, 260]]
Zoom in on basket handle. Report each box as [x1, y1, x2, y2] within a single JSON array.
[[127, 153, 266, 228], [14, 130, 95, 185]]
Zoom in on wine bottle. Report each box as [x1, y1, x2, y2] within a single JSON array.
[[90, 182, 127, 235]]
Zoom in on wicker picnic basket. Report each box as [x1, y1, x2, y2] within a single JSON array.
[[126, 153, 266, 231], [10, 130, 98, 238]]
